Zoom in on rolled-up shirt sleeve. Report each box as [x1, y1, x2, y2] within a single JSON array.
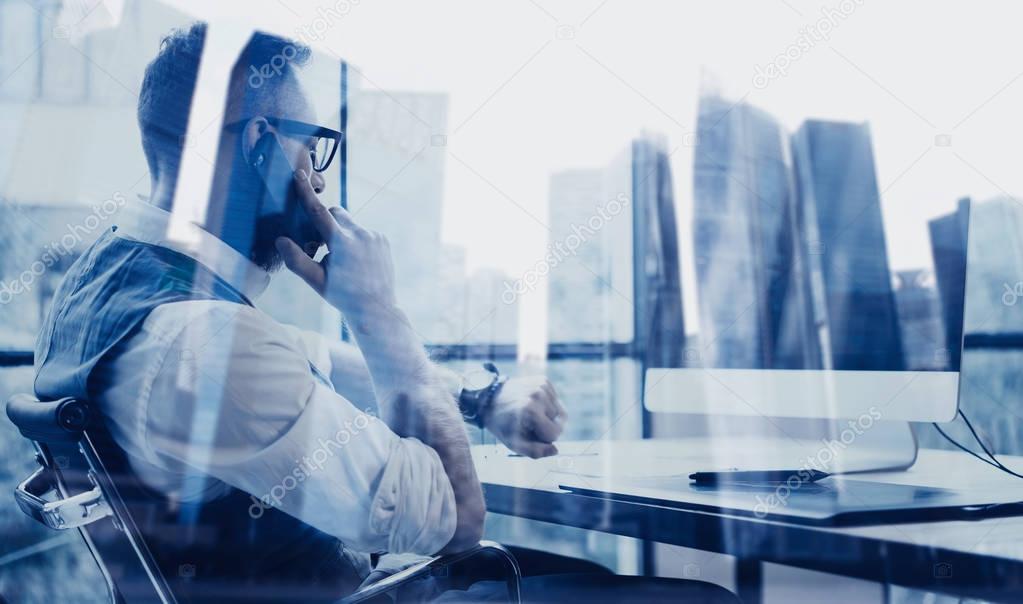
[[370, 438, 457, 554], [142, 302, 456, 555]]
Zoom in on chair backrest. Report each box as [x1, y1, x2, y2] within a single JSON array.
[[7, 394, 177, 604]]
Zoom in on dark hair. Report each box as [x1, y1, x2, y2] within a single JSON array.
[[136, 22, 311, 181]]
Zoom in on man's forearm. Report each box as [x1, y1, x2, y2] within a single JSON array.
[[345, 303, 485, 551], [344, 302, 439, 425], [326, 337, 462, 415], [418, 400, 485, 552]]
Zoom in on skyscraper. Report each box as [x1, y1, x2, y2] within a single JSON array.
[[546, 134, 685, 358], [893, 269, 945, 370], [630, 136, 686, 369], [434, 244, 469, 343], [545, 134, 684, 440], [464, 267, 519, 344], [345, 88, 450, 340], [792, 120, 904, 370], [546, 169, 609, 343], [928, 197, 970, 370], [692, 90, 818, 369], [959, 197, 1023, 333]]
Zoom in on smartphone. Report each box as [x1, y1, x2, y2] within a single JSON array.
[[251, 132, 307, 240]]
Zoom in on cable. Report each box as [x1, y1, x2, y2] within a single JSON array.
[[932, 409, 1023, 480], [958, 409, 1023, 479], [958, 410, 999, 460], [932, 421, 1002, 469]]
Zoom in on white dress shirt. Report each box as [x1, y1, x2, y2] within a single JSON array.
[[98, 200, 459, 564]]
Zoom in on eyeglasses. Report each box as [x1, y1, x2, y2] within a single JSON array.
[[224, 117, 343, 173]]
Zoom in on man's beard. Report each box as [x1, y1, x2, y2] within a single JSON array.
[[250, 211, 322, 272]]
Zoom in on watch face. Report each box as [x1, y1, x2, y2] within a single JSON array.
[[463, 368, 493, 390]]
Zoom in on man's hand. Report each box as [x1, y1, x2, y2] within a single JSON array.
[[482, 376, 567, 458], [275, 170, 397, 320]]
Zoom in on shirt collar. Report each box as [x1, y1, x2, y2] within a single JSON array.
[[113, 199, 271, 300]]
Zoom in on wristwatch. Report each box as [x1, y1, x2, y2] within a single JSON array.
[[458, 362, 506, 428]]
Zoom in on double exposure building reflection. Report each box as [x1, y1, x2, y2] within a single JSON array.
[[693, 87, 904, 371]]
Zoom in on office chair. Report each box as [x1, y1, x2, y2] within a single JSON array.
[[6, 394, 522, 603]]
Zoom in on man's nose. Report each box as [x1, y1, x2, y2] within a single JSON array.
[[310, 170, 326, 194]]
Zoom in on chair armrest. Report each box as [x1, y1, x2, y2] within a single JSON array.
[[6, 395, 91, 442], [340, 540, 521, 604]]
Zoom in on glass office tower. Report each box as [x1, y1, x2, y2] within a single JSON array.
[[928, 197, 971, 370], [346, 87, 451, 342], [546, 169, 612, 344], [792, 120, 904, 371], [545, 137, 687, 357], [631, 136, 686, 370], [892, 269, 945, 370], [958, 197, 1023, 334], [693, 90, 819, 369], [544, 133, 684, 440]]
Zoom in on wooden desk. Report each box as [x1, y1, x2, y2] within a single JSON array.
[[474, 439, 1023, 603]]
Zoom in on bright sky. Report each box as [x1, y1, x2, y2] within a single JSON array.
[[164, 0, 1023, 343]]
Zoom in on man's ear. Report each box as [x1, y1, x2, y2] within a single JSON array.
[[240, 117, 271, 166]]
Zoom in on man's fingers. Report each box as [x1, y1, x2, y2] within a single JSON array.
[[541, 380, 556, 400], [539, 382, 567, 421], [553, 396, 568, 422], [328, 204, 358, 230], [527, 410, 563, 443], [514, 439, 558, 459], [294, 170, 341, 241], [537, 443, 558, 458], [276, 237, 325, 291]]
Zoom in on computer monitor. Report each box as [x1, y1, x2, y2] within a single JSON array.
[[644, 102, 970, 426]]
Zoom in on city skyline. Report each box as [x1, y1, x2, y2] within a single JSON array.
[[0, 1, 1014, 377]]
